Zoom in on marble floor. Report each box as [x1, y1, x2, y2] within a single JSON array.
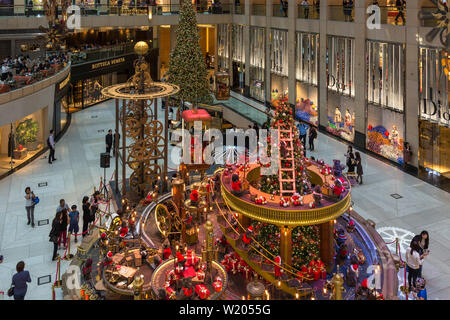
[[0, 98, 449, 300]]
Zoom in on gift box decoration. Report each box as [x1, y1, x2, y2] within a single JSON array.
[[175, 265, 184, 275], [196, 270, 205, 281], [183, 266, 197, 279], [213, 280, 223, 292], [195, 284, 211, 300], [166, 287, 176, 299]]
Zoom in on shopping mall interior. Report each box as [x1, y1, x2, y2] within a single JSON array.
[[0, 0, 449, 304]]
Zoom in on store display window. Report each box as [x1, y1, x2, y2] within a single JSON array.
[[367, 40, 405, 111], [326, 92, 355, 142], [419, 120, 450, 179], [232, 25, 245, 64], [217, 24, 230, 71], [270, 29, 288, 77], [295, 82, 318, 126], [0, 108, 47, 177], [419, 47, 449, 128], [249, 27, 265, 102], [366, 105, 404, 164], [296, 32, 318, 86], [326, 36, 354, 97]]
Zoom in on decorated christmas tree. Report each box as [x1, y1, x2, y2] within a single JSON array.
[[258, 97, 312, 196], [250, 221, 320, 270], [167, 1, 213, 106]]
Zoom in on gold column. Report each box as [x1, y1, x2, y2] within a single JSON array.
[[280, 226, 292, 267], [320, 220, 334, 272]]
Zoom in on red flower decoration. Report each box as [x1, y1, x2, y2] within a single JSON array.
[[384, 131, 389, 137], [368, 125, 372, 130]]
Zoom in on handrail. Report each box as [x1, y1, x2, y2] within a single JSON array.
[[221, 174, 351, 227]]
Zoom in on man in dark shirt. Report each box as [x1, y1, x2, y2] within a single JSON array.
[[113, 129, 120, 157], [105, 129, 113, 155]]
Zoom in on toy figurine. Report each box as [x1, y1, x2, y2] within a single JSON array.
[[344, 109, 352, 127], [346, 264, 359, 287], [391, 125, 399, 148], [334, 107, 342, 124], [190, 186, 199, 207], [231, 173, 242, 196], [313, 185, 322, 205]]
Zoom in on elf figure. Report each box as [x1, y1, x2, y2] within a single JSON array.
[[346, 264, 359, 287], [355, 278, 377, 300], [231, 173, 242, 196], [274, 256, 283, 278], [312, 185, 322, 205], [332, 159, 345, 177], [184, 212, 193, 229], [346, 219, 356, 233]]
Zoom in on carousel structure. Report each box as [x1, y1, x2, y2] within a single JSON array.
[[61, 82, 398, 301]]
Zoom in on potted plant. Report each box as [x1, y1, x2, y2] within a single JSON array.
[[15, 118, 39, 151]]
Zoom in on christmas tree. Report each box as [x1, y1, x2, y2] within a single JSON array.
[[167, 1, 213, 106], [259, 97, 311, 195]]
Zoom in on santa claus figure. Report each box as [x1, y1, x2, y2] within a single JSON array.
[[333, 179, 345, 198], [274, 256, 283, 278], [242, 226, 253, 246], [346, 264, 359, 287]]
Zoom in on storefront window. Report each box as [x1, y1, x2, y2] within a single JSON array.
[[419, 120, 450, 178], [326, 36, 355, 97], [232, 25, 245, 64], [69, 72, 128, 111], [295, 32, 319, 126], [60, 96, 68, 130], [367, 40, 405, 111], [366, 105, 404, 164], [419, 48, 449, 127], [296, 82, 318, 126], [270, 29, 288, 77], [249, 27, 265, 102], [0, 108, 47, 177], [296, 32, 318, 85], [326, 92, 355, 142], [217, 24, 230, 71]]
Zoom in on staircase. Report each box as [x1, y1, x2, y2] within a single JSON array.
[[278, 126, 296, 197]]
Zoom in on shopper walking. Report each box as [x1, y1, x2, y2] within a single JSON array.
[[355, 152, 363, 184], [406, 241, 424, 290], [11, 261, 31, 300], [49, 212, 61, 261], [58, 208, 69, 249], [24, 187, 36, 227], [308, 126, 317, 151], [82, 196, 91, 238], [68, 205, 80, 243], [347, 152, 356, 173], [297, 122, 308, 148], [412, 231, 430, 278], [105, 129, 113, 155], [47, 129, 56, 164], [394, 0, 405, 25]]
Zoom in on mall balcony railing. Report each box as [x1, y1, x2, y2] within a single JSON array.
[[234, 3, 245, 14], [328, 5, 354, 22], [70, 43, 135, 65], [273, 4, 288, 17], [252, 4, 266, 16], [377, 5, 406, 26], [0, 3, 232, 17], [298, 4, 319, 19]]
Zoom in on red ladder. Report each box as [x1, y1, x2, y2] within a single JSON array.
[[278, 126, 296, 196]]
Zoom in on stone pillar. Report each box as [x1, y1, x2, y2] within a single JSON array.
[[287, 0, 296, 107], [352, 0, 368, 149], [319, 220, 334, 272], [280, 226, 292, 267], [318, 0, 328, 131], [244, 0, 251, 96], [405, 0, 420, 168]]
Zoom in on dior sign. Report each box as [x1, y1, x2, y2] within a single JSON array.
[[421, 98, 450, 123], [327, 75, 347, 91]]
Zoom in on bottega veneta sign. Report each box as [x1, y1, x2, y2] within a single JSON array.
[[91, 57, 126, 70]]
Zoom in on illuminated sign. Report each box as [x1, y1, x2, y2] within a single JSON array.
[[91, 57, 126, 70]]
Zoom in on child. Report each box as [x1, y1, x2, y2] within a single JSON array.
[[68, 205, 80, 243], [414, 278, 427, 300]]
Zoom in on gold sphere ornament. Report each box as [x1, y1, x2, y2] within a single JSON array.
[[134, 41, 149, 56]]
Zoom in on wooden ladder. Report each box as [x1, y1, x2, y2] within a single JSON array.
[[278, 126, 296, 197]]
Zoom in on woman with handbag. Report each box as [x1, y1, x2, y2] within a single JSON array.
[[10, 261, 31, 300], [49, 212, 62, 261], [24, 187, 36, 228]]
